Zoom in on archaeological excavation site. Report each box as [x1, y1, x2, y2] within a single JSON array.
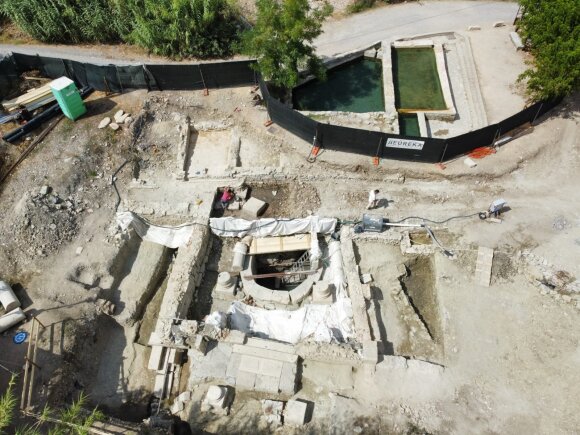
[[0, 1, 579, 434]]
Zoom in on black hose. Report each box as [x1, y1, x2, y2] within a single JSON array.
[[111, 158, 132, 212], [389, 212, 481, 225]]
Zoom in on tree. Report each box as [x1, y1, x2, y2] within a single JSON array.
[[0, 374, 104, 435], [517, 0, 579, 100], [240, 0, 332, 92]]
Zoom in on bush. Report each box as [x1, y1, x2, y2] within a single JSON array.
[[128, 0, 240, 58], [0, 0, 126, 43], [0, 0, 240, 58], [517, 0, 579, 100], [347, 0, 379, 14]]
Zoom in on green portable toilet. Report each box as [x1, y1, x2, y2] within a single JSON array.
[[50, 77, 86, 120]]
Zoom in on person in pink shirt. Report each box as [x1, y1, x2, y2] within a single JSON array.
[[220, 188, 234, 209]]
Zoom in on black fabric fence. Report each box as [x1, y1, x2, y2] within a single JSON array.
[[1, 51, 562, 163], [6, 53, 256, 94], [0, 55, 19, 100]]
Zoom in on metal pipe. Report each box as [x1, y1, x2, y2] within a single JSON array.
[[20, 319, 35, 409], [383, 222, 424, 228]]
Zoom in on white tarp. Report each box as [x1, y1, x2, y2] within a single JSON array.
[[209, 216, 337, 238], [228, 299, 353, 344], [116, 211, 194, 248], [221, 239, 354, 344]]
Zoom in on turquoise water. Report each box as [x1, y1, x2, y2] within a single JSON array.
[[392, 47, 446, 110], [292, 59, 385, 113], [399, 113, 421, 136]]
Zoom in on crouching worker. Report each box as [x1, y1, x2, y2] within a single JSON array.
[[488, 198, 507, 218], [220, 188, 234, 209]]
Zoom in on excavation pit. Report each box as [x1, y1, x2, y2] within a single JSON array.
[[354, 240, 443, 361]]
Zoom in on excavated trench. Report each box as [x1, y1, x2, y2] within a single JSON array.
[[354, 240, 443, 361], [85, 233, 176, 421]]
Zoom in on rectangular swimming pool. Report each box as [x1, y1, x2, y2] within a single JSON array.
[[392, 47, 447, 110], [292, 58, 385, 113]]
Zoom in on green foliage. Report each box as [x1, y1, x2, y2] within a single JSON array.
[[517, 0, 580, 100], [0, 377, 103, 435], [0, 0, 240, 58], [0, 375, 18, 432], [127, 0, 240, 58], [347, 0, 382, 14], [240, 0, 332, 91], [0, 0, 126, 43]]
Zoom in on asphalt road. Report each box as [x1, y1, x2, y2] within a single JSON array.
[[0, 1, 519, 64], [316, 1, 519, 56]]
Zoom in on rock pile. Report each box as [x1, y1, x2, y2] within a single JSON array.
[[520, 251, 580, 309], [11, 186, 85, 257]]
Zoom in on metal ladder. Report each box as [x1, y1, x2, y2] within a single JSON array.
[[282, 251, 311, 284]]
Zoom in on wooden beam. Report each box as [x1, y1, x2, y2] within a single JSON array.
[[242, 270, 316, 280]]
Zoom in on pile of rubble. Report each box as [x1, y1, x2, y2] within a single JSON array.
[[98, 109, 133, 131], [11, 186, 84, 256], [520, 250, 580, 309]]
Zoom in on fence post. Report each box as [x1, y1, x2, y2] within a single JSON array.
[[143, 65, 161, 91], [115, 66, 124, 94], [439, 141, 449, 163], [531, 102, 544, 125]]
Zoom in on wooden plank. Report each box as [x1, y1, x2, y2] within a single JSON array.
[[242, 270, 316, 280], [2, 83, 53, 111], [249, 234, 311, 254]]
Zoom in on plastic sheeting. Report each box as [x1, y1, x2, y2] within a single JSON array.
[[209, 216, 337, 238], [228, 299, 353, 344], [222, 239, 354, 345], [116, 211, 194, 248]]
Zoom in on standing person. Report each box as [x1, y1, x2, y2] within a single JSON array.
[[367, 189, 379, 210]]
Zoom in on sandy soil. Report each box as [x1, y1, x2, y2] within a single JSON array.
[[0, 2, 578, 433]]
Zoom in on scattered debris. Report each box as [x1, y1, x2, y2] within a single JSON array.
[[98, 117, 111, 129]]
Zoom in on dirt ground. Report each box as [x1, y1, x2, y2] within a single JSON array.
[[0, 80, 577, 433], [0, 3, 579, 432]]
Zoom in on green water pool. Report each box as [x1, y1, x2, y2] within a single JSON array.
[[398, 113, 421, 136], [292, 59, 384, 113], [392, 47, 446, 110]]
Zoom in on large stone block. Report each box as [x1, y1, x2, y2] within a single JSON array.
[[285, 400, 308, 425], [254, 375, 279, 394], [236, 370, 256, 390], [278, 362, 297, 394], [242, 197, 268, 218]]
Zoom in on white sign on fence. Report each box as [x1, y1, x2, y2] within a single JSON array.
[[385, 138, 425, 151]]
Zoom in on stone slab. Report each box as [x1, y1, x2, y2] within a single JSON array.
[[245, 337, 295, 354], [147, 346, 165, 370], [232, 344, 299, 363], [475, 246, 494, 287], [285, 400, 308, 425], [224, 330, 246, 345], [225, 352, 242, 384], [510, 32, 524, 50], [242, 197, 268, 218], [362, 340, 379, 364], [238, 355, 262, 373], [236, 370, 256, 390], [259, 359, 284, 378], [254, 374, 280, 394], [278, 362, 297, 394], [340, 228, 372, 342]]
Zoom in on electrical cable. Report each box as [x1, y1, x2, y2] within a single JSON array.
[[388, 212, 481, 225]]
